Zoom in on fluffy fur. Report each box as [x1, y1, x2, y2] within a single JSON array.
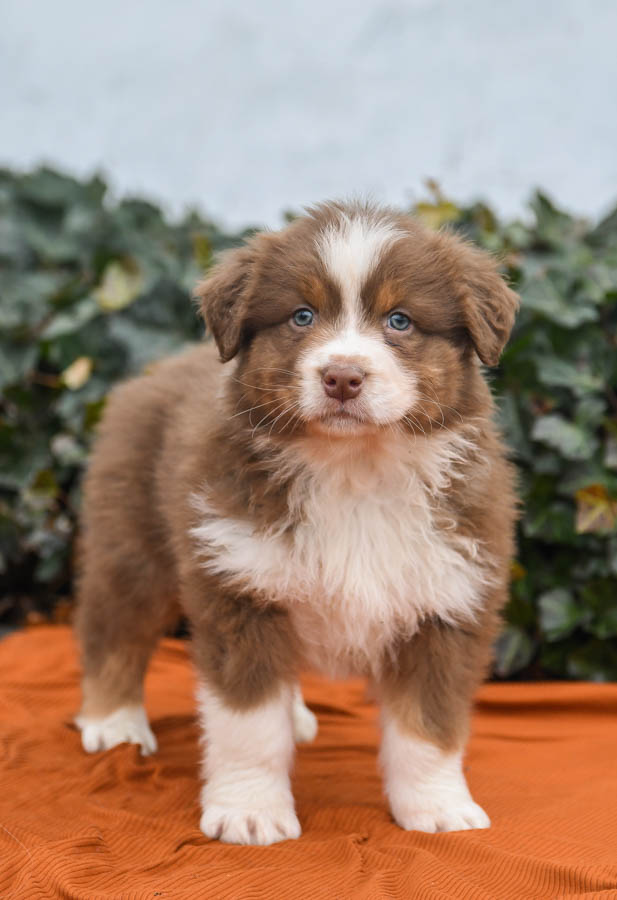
[[75, 200, 518, 845], [190, 426, 494, 675]]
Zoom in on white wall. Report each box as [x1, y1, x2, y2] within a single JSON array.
[[2, 0, 616, 228]]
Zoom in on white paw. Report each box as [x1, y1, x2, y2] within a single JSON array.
[[75, 705, 158, 756], [200, 803, 301, 845], [391, 793, 490, 833], [292, 698, 318, 743]]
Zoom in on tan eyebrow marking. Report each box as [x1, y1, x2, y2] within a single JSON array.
[[373, 279, 404, 316], [299, 273, 329, 310]]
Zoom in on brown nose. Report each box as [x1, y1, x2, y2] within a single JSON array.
[[322, 365, 365, 402]]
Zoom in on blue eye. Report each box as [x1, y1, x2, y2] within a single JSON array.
[[292, 308, 314, 327], [387, 311, 412, 331]]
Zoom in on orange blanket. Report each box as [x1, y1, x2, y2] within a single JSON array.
[[1, 626, 616, 899]]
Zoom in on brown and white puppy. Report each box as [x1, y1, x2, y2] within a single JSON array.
[[75, 201, 518, 846]]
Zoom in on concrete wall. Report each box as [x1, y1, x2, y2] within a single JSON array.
[[2, 0, 616, 227]]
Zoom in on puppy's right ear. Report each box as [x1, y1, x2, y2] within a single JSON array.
[[195, 246, 255, 362]]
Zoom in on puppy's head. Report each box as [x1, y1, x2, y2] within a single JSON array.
[[196, 202, 518, 439]]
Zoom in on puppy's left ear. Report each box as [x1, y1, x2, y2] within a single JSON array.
[[458, 246, 519, 366]]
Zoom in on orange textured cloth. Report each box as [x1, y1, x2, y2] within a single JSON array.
[[1, 627, 617, 899]]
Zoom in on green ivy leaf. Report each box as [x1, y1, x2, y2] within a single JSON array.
[[536, 357, 602, 397], [538, 588, 588, 641], [521, 276, 597, 327], [531, 414, 599, 460], [0, 340, 38, 389], [494, 626, 535, 677]]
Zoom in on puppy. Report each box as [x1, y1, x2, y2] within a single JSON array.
[[75, 201, 518, 845]]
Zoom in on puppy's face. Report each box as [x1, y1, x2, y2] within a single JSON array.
[[197, 203, 518, 439]]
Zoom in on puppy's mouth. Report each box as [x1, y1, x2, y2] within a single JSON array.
[[310, 399, 377, 433], [320, 406, 365, 423]]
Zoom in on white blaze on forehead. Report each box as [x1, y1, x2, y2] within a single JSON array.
[[316, 212, 402, 315]]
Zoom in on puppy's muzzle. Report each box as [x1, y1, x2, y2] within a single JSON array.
[[321, 365, 365, 403]]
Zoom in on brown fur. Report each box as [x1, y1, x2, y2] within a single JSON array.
[[377, 409, 516, 750], [75, 201, 517, 760]]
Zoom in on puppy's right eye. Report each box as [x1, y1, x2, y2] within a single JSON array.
[[291, 308, 314, 327]]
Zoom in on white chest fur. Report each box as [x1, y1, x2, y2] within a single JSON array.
[[190, 431, 492, 676]]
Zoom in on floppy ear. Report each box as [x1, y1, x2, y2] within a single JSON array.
[[194, 246, 255, 362], [457, 245, 519, 366]]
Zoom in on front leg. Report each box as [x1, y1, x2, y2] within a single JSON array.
[[198, 681, 300, 845], [377, 614, 497, 833], [185, 575, 302, 845]]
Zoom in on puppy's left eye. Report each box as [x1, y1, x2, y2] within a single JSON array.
[[292, 308, 314, 327], [387, 311, 412, 331]]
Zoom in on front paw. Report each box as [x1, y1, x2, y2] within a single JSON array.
[[75, 705, 158, 756], [200, 803, 301, 845], [391, 793, 490, 833]]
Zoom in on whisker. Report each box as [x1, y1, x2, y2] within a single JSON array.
[[415, 404, 460, 438], [416, 386, 463, 424], [244, 367, 297, 376], [267, 406, 294, 437], [230, 396, 284, 419], [415, 393, 445, 429], [230, 377, 284, 393], [251, 398, 291, 435], [288, 408, 305, 432], [268, 401, 302, 437], [403, 412, 427, 437]]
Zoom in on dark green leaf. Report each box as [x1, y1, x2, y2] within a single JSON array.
[[531, 414, 599, 460], [538, 588, 588, 641], [494, 626, 535, 677]]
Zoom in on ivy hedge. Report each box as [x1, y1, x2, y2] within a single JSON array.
[[1, 167, 616, 678]]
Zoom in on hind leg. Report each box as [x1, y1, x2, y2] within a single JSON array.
[[292, 683, 318, 743], [75, 550, 176, 756]]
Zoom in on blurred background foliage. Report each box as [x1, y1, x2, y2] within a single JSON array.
[[1, 167, 616, 678]]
